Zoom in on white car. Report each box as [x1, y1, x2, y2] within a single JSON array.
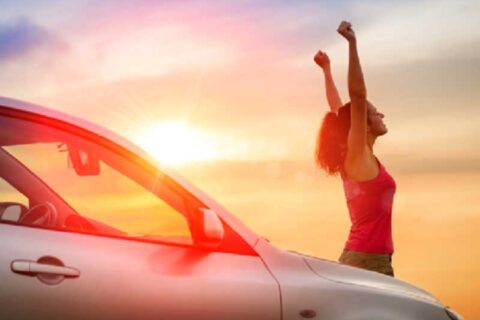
[[0, 97, 462, 320]]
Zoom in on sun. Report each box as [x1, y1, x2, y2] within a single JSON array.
[[135, 122, 219, 166]]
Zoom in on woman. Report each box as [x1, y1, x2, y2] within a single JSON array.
[[314, 21, 396, 277]]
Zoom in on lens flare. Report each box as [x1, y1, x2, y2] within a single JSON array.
[[135, 122, 219, 166]]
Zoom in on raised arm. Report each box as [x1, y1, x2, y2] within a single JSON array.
[[337, 21, 368, 158], [314, 50, 343, 113]]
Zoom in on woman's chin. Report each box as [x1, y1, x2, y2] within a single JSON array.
[[377, 128, 388, 136]]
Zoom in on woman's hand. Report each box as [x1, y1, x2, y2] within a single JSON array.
[[314, 50, 330, 69], [337, 21, 356, 42]]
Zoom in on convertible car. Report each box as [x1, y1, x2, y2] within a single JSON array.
[[0, 97, 462, 320]]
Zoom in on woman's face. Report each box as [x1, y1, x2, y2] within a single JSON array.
[[367, 102, 388, 136]]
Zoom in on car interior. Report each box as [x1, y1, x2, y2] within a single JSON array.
[[0, 146, 123, 235]]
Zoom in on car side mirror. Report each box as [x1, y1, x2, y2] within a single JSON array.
[[0, 202, 28, 222], [198, 208, 224, 248], [67, 145, 100, 176]]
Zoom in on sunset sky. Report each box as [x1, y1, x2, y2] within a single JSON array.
[[0, 0, 479, 318]]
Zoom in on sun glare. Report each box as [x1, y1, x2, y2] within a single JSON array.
[[135, 122, 219, 166]]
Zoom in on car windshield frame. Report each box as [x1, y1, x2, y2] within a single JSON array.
[[0, 105, 258, 256]]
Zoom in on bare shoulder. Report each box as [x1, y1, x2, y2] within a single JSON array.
[[344, 148, 379, 182]]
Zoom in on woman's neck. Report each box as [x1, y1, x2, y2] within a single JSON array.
[[367, 134, 377, 151]]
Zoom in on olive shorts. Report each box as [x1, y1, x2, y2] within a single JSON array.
[[339, 249, 394, 277]]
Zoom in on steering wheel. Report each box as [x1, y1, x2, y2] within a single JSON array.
[[19, 202, 58, 227]]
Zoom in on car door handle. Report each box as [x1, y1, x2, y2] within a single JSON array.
[[11, 260, 80, 277]]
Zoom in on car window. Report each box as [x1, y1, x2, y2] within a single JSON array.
[[0, 178, 28, 206], [0, 115, 193, 245], [0, 177, 29, 222]]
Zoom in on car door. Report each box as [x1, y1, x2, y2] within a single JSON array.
[[0, 107, 280, 320], [0, 223, 279, 320]]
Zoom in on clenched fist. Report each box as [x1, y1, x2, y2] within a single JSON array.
[[314, 50, 330, 69], [337, 21, 356, 42]]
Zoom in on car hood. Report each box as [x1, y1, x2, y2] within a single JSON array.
[[298, 253, 442, 307]]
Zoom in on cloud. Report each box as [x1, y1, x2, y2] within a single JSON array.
[[323, 0, 480, 67], [0, 18, 102, 100], [0, 18, 69, 61]]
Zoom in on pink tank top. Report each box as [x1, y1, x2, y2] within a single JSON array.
[[341, 157, 396, 254]]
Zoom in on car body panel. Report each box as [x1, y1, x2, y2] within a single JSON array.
[[0, 224, 280, 320], [254, 239, 449, 320]]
